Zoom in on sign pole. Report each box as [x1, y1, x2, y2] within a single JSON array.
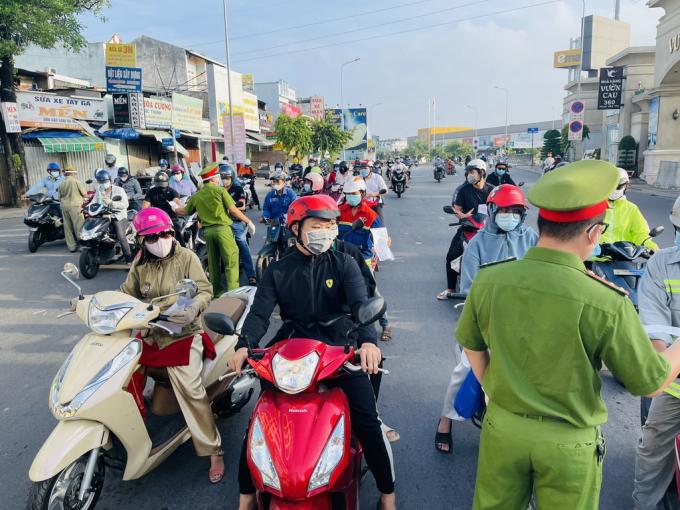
[[223, 0, 236, 164], [531, 132, 534, 166]]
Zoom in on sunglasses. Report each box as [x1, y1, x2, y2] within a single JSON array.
[[587, 221, 609, 235], [145, 230, 174, 243]]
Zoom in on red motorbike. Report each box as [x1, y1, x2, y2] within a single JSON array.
[[206, 298, 386, 509]]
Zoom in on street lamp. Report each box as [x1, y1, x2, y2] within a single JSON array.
[[493, 86, 509, 153], [340, 57, 360, 160], [222, 0, 236, 164]]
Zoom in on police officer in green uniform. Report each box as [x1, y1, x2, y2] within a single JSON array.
[[177, 163, 256, 296], [456, 160, 680, 509]]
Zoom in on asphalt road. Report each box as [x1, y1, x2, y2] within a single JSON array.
[[0, 166, 677, 509]]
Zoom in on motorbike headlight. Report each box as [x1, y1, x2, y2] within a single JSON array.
[[250, 417, 281, 490], [88, 297, 132, 334], [271, 351, 319, 394], [308, 416, 345, 492], [51, 340, 140, 419]]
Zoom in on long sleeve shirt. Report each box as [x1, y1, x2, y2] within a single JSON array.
[[93, 185, 128, 221], [27, 175, 64, 199], [638, 247, 680, 345], [262, 187, 297, 222]]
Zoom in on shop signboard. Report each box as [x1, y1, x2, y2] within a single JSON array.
[[143, 96, 172, 129], [129, 92, 145, 129], [0, 102, 21, 133], [343, 108, 368, 151], [553, 48, 581, 69], [105, 43, 137, 67], [258, 109, 273, 132], [223, 114, 247, 164], [16, 91, 105, 129], [281, 103, 302, 118], [648, 96, 660, 148], [106, 66, 142, 93], [310, 96, 325, 120], [172, 93, 203, 132], [242, 74, 254, 93], [597, 66, 624, 110], [242, 92, 260, 132], [112, 93, 130, 125]]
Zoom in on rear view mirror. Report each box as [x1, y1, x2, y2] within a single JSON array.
[[443, 206, 455, 215], [517, 181, 525, 187], [63, 263, 79, 277], [649, 226, 665, 238], [355, 297, 386, 326], [203, 313, 235, 336], [112, 195, 122, 202]]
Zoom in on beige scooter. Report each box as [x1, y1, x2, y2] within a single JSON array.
[[26, 263, 257, 510]]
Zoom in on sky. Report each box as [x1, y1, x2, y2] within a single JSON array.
[[79, 0, 662, 138]]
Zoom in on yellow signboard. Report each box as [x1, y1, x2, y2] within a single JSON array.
[[553, 48, 581, 69], [242, 73, 254, 92], [106, 43, 137, 67]]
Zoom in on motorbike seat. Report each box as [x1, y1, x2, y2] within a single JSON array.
[[202, 296, 247, 342]]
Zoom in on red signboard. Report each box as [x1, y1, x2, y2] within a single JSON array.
[[281, 103, 302, 118]]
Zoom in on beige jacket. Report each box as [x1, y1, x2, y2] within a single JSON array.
[[58, 177, 87, 207]]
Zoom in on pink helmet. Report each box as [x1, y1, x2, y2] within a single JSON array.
[[304, 172, 325, 192], [133, 207, 173, 236]]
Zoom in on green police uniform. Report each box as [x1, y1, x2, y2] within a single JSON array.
[[456, 160, 672, 510], [184, 173, 239, 296]]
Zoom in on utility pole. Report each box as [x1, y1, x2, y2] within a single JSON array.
[[223, 0, 236, 164]]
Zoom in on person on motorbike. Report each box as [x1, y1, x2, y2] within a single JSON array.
[[238, 159, 261, 210], [159, 158, 170, 173], [104, 154, 119, 181], [633, 195, 680, 509], [542, 151, 555, 173], [435, 185, 538, 453], [437, 159, 494, 300], [229, 195, 396, 510], [92, 168, 132, 263], [115, 167, 144, 211], [302, 172, 325, 196], [220, 166, 257, 285], [143, 171, 185, 245], [601, 167, 659, 251], [361, 162, 389, 224], [486, 160, 516, 187], [303, 157, 317, 178], [262, 170, 297, 224], [120, 207, 225, 483], [269, 161, 284, 180], [392, 157, 410, 187], [23, 162, 64, 200], [169, 165, 197, 197]]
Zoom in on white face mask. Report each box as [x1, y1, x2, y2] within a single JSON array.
[[97, 183, 110, 193], [173, 174, 182, 182], [304, 226, 338, 255], [609, 188, 625, 201], [272, 182, 284, 191], [145, 236, 173, 258]]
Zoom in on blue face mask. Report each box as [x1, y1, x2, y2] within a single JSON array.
[[50, 171, 60, 178], [496, 169, 506, 176], [495, 213, 521, 232], [591, 243, 602, 258], [303, 183, 312, 193], [345, 194, 362, 207], [359, 169, 370, 178], [675, 231, 680, 248]]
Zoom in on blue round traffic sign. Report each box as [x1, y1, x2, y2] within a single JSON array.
[[571, 101, 584, 114], [569, 120, 583, 132]]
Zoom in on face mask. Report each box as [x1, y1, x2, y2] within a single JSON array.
[[173, 174, 182, 182], [588, 228, 602, 259], [158, 181, 169, 188], [609, 188, 625, 201], [359, 169, 370, 178], [120, 175, 128, 182], [467, 175, 480, 185], [97, 183, 110, 193], [272, 183, 284, 191], [345, 194, 362, 207], [496, 169, 506, 176], [145, 236, 173, 258], [304, 183, 312, 193], [304, 226, 338, 256], [50, 171, 60, 178], [495, 213, 521, 232], [224, 179, 232, 188]]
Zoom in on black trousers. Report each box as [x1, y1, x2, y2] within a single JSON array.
[[112, 219, 131, 258], [445, 229, 465, 291], [249, 180, 260, 207], [238, 374, 395, 495]]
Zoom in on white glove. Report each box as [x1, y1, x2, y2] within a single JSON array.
[[103, 197, 112, 206], [247, 221, 256, 236]]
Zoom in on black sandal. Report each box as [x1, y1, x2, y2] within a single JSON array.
[[435, 430, 453, 454]]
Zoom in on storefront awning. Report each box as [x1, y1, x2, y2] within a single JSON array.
[[137, 129, 173, 143], [99, 127, 140, 140], [37, 135, 105, 153], [246, 131, 274, 147], [166, 139, 189, 156]]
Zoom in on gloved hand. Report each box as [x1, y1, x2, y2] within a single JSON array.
[[103, 197, 112, 206], [168, 301, 201, 325], [247, 221, 256, 236]]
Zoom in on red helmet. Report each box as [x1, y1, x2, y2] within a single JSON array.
[[287, 195, 340, 228], [487, 184, 528, 209]]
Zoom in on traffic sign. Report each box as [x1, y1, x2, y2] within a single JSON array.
[[527, 127, 539, 133], [568, 120, 583, 141]]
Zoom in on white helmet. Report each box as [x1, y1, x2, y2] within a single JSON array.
[[467, 159, 487, 173], [244, 159, 251, 166], [343, 176, 367, 194], [616, 167, 630, 186], [671, 196, 680, 228]]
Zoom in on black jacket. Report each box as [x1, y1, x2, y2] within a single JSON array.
[[486, 172, 516, 187], [239, 247, 376, 349]]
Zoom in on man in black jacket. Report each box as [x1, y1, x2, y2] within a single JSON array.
[[229, 195, 396, 510]]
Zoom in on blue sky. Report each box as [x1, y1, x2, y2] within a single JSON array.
[[80, 0, 661, 138]]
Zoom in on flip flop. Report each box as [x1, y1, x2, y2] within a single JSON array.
[[435, 429, 453, 454], [380, 326, 393, 342], [436, 290, 455, 301], [381, 423, 400, 443]]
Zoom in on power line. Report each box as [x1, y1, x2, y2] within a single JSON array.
[[231, 0, 561, 64], [232, 0, 489, 57]]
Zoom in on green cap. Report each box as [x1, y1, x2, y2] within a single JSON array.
[[528, 160, 619, 222]]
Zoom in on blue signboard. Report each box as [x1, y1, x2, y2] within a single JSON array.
[[527, 127, 539, 133], [106, 66, 142, 93], [161, 138, 174, 148]]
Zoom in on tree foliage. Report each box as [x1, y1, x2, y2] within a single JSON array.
[[443, 140, 474, 159], [274, 114, 313, 160], [310, 115, 353, 158], [541, 129, 562, 159]]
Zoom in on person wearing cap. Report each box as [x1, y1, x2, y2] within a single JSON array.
[[176, 163, 256, 296], [485, 161, 516, 187], [57, 166, 88, 252], [632, 195, 680, 509], [169, 164, 197, 198], [262, 170, 297, 225], [114, 167, 144, 211], [24, 162, 64, 200], [457, 160, 680, 509], [600, 167, 658, 251], [143, 171, 185, 244]]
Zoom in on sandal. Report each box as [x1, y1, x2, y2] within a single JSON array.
[[381, 422, 400, 443], [435, 427, 453, 454], [380, 326, 392, 342], [209, 455, 225, 484], [436, 290, 455, 300]]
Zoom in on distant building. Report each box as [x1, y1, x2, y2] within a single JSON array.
[[254, 81, 299, 116], [378, 138, 408, 152]]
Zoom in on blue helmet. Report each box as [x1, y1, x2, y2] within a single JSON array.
[[47, 162, 61, 172], [218, 164, 234, 178], [159, 159, 169, 167]]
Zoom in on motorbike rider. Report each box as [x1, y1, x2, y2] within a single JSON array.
[[238, 159, 261, 210], [159, 158, 170, 174], [542, 151, 555, 173], [633, 195, 680, 509], [228, 195, 396, 510], [104, 154, 119, 181], [435, 185, 538, 453], [485, 160, 516, 187], [361, 162, 389, 224], [392, 157, 410, 187], [601, 167, 659, 251], [57, 165, 87, 252], [303, 157, 317, 178], [302, 172, 325, 196], [437, 159, 494, 300], [220, 166, 257, 286], [143, 171, 185, 245], [115, 167, 144, 211], [120, 207, 225, 483], [23, 162, 64, 200], [262, 170, 297, 224], [169, 165, 197, 198], [92, 168, 132, 263]]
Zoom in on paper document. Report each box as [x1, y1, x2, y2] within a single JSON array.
[[371, 227, 394, 261], [477, 204, 488, 216], [156, 297, 195, 336]]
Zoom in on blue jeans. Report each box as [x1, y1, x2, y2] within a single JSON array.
[[231, 222, 255, 279]]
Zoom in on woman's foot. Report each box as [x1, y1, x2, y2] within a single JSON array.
[[239, 494, 257, 510], [435, 416, 453, 453], [381, 422, 400, 443], [436, 289, 455, 300], [379, 493, 397, 510], [209, 454, 224, 484]]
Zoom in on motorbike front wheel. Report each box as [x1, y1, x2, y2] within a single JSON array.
[[79, 249, 100, 279], [256, 254, 274, 282], [26, 453, 105, 510], [28, 229, 43, 253]]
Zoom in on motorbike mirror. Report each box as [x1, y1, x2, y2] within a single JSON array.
[[111, 195, 122, 202], [175, 279, 198, 299], [63, 262, 79, 277], [443, 205, 455, 215], [355, 297, 386, 326], [517, 181, 525, 187], [61, 263, 83, 299], [649, 226, 665, 238], [204, 312, 236, 336], [85, 179, 93, 185]]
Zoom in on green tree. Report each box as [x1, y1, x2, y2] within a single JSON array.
[[541, 129, 562, 159], [617, 135, 638, 172], [0, 0, 109, 206], [560, 123, 590, 155], [444, 140, 474, 159], [429, 145, 447, 159], [310, 115, 353, 159], [406, 139, 429, 161], [274, 114, 313, 161]]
